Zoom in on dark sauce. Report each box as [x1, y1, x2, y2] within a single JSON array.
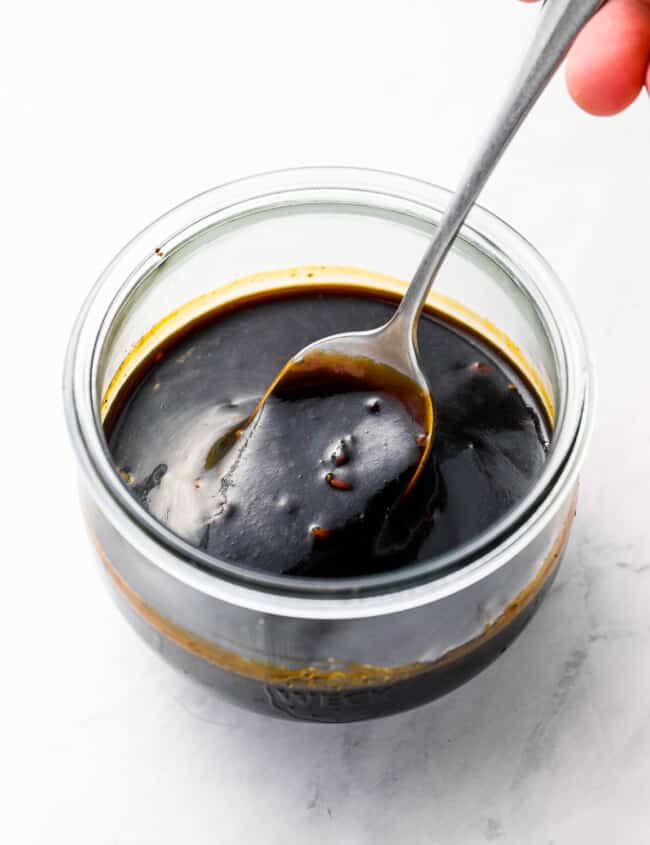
[[107, 289, 549, 578]]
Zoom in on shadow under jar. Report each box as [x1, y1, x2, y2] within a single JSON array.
[[64, 168, 593, 722]]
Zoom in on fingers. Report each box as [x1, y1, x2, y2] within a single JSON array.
[[519, 0, 650, 114], [566, 0, 650, 115]]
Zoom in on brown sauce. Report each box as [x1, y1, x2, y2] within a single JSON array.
[[106, 285, 549, 578]]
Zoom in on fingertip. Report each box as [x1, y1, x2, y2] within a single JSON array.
[[565, 46, 641, 116], [565, 0, 650, 116]]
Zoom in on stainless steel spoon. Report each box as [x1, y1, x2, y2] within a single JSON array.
[[248, 0, 605, 491]]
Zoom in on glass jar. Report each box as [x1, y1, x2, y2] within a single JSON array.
[[64, 167, 593, 722]]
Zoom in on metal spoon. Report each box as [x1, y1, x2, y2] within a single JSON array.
[[244, 0, 604, 492]]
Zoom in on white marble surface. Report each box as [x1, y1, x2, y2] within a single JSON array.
[[3, 1, 650, 842]]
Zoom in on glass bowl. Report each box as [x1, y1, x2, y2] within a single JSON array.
[[64, 167, 593, 722]]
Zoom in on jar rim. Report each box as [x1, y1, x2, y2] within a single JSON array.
[[64, 166, 594, 614]]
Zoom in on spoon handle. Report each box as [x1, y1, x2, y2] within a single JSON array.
[[394, 0, 605, 334]]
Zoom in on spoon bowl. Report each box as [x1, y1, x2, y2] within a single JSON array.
[[253, 312, 436, 494]]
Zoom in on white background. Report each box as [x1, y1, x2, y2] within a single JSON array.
[[2, 1, 650, 843]]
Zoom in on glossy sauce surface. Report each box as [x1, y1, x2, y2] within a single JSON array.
[[108, 290, 549, 577]]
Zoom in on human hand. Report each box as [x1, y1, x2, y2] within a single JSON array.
[[522, 0, 650, 114]]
